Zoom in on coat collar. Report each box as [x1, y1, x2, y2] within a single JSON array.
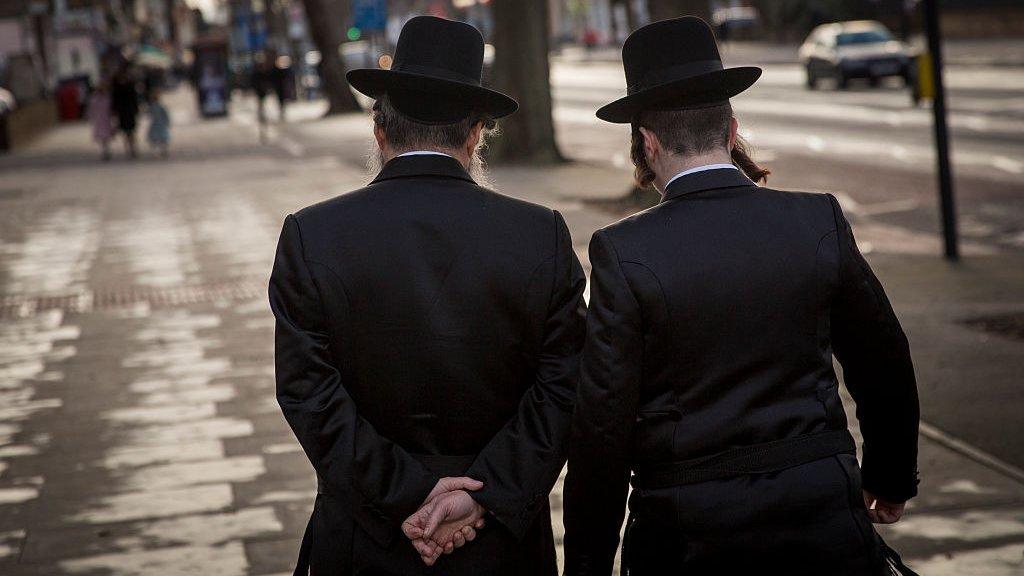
[[370, 154, 476, 185], [661, 167, 755, 203]]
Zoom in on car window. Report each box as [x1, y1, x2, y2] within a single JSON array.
[[836, 30, 893, 46]]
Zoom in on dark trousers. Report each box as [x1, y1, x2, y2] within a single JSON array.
[[625, 454, 884, 576]]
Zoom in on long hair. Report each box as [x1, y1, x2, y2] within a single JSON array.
[[730, 136, 770, 184], [630, 103, 770, 188]]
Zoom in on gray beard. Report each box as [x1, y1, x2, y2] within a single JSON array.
[[366, 142, 494, 190]]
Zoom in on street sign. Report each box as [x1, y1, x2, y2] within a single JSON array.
[[352, 0, 387, 32]]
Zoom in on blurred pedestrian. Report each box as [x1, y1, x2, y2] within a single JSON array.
[[146, 88, 170, 158], [564, 17, 920, 576], [111, 66, 139, 158], [251, 52, 271, 141], [270, 16, 583, 576], [87, 80, 114, 161], [272, 55, 291, 122]]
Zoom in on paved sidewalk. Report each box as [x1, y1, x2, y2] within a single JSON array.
[[0, 88, 1022, 575]]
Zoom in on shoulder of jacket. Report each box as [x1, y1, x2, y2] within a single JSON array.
[[474, 185, 557, 220]]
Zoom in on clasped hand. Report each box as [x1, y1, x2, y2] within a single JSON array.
[[402, 477, 487, 566]]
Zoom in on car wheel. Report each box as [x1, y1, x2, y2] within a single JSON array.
[[837, 73, 849, 90], [868, 76, 880, 87], [806, 67, 818, 90]]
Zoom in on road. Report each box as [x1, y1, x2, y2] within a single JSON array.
[[0, 56, 1021, 575], [551, 59, 1024, 254]]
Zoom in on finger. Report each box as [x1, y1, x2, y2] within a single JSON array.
[[474, 518, 485, 529], [444, 541, 455, 554], [402, 517, 425, 540], [411, 538, 434, 557], [463, 527, 477, 542], [452, 530, 465, 548], [423, 501, 449, 539], [442, 476, 484, 492]]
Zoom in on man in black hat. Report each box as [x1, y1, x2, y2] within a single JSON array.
[[270, 15, 586, 576], [563, 16, 919, 575]]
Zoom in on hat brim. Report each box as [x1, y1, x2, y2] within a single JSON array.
[[347, 68, 518, 120], [596, 66, 762, 123]]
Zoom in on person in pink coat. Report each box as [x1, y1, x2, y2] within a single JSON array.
[[87, 80, 114, 160]]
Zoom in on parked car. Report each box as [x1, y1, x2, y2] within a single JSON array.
[[799, 21, 910, 90], [712, 6, 761, 42]]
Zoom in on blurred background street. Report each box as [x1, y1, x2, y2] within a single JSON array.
[[1, 0, 1023, 574]]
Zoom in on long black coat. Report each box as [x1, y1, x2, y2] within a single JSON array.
[[563, 168, 919, 575], [270, 154, 586, 575]]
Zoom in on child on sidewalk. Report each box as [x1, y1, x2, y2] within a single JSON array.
[[86, 81, 114, 161], [147, 88, 170, 158]]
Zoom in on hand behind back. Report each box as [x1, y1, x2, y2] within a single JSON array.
[[403, 477, 487, 565]]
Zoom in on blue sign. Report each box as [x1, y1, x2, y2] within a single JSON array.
[[352, 0, 387, 32]]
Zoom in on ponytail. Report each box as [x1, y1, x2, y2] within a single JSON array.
[[731, 135, 770, 184]]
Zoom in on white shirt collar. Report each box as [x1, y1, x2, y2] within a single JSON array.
[[664, 163, 738, 190], [396, 151, 455, 159]]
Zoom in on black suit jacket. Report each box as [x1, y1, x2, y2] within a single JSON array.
[[270, 154, 586, 575], [563, 168, 919, 575]]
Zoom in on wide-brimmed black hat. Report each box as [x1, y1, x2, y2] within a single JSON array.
[[347, 16, 517, 124], [596, 16, 761, 123]]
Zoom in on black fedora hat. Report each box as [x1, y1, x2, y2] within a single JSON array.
[[596, 16, 761, 123], [347, 16, 517, 124]]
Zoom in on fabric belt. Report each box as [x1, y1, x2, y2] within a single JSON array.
[[631, 429, 856, 490]]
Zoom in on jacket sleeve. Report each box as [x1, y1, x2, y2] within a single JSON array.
[[563, 230, 644, 576], [828, 195, 920, 503], [270, 214, 438, 547], [464, 210, 587, 540]]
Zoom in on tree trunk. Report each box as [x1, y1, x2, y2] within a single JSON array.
[[489, 0, 563, 164], [302, 0, 362, 115], [613, 0, 637, 36], [623, 0, 637, 34], [648, 0, 711, 23]]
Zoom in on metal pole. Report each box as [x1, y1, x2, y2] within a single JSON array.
[[923, 0, 958, 260]]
